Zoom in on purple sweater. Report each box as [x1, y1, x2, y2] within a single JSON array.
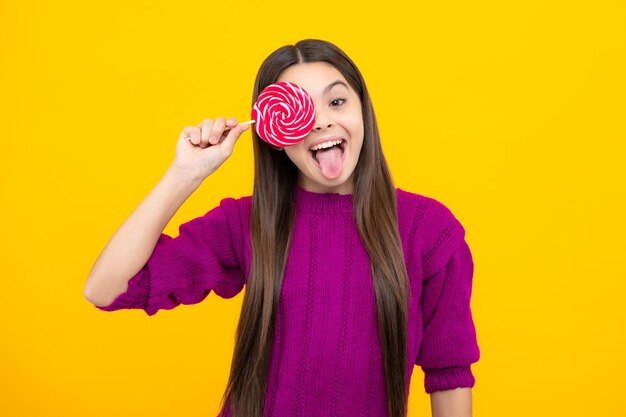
[[94, 183, 480, 416]]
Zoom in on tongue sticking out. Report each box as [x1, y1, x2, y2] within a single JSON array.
[[315, 146, 343, 178]]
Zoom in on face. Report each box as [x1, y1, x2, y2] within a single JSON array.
[[276, 62, 364, 194]]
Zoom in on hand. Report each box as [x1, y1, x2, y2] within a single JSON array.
[[170, 117, 250, 183]]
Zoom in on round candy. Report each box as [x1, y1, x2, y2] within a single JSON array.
[[251, 81, 316, 147]]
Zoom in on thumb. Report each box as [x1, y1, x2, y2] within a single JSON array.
[[220, 123, 249, 154]]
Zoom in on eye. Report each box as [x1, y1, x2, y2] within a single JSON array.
[[330, 97, 346, 107]]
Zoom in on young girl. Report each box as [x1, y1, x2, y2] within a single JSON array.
[[84, 39, 480, 417]]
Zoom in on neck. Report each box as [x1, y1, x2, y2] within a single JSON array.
[[294, 182, 353, 214]]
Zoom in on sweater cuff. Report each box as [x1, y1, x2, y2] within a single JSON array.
[[423, 365, 475, 394]]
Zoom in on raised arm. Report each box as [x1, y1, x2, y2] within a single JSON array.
[[83, 117, 249, 307], [83, 166, 200, 307]]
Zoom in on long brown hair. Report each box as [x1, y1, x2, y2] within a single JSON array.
[[219, 39, 410, 417]]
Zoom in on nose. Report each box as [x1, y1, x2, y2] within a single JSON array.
[[313, 123, 332, 132], [312, 109, 333, 132]]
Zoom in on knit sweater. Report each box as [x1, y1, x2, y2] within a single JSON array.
[[94, 182, 480, 416]]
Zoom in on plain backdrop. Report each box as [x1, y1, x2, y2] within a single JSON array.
[[1, 1, 625, 416]]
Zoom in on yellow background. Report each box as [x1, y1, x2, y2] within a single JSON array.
[[1, 0, 625, 416]]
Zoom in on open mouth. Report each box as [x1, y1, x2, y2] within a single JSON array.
[[310, 139, 347, 166]]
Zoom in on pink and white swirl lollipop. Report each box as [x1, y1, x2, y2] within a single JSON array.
[[211, 82, 315, 147], [248, 81, 316, 147]]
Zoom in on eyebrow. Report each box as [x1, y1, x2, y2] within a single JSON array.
[[323, 80, 349, 95]]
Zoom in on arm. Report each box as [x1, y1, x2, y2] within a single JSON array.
[[83, 166, 201, 307], [415, 199, 480, 394], [416, 239, 480, 393], [430, 387, 472, 417]]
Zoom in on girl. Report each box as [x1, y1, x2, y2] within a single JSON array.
[[84, 39, 480, 417]]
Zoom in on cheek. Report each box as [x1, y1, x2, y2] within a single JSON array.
[[345, 105, 364, 134], [347, 116, 364, 140]]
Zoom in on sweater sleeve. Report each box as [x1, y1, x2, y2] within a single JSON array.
[[416, 203, 480, 393], [92, 200, 246, 316]]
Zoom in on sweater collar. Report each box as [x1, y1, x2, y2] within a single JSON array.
[[294, 181, 353, 214]]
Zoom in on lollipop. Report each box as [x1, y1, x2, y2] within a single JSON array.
[[197, 82, 315, 147], [238, 82, 316, 147]]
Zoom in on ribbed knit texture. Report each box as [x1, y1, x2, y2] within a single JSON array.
[[94, 183, 480, 415]]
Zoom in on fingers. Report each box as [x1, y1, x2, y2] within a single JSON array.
[[198, 119, 213, 148], [225, 117, 238, 129], [208, 117, 226, 146], [197, 117, 239, 148], [182, 126, 201, 146]]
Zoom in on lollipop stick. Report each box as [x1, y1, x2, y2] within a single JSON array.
[[223, 119, 255, 132], [185, 119, 256, 142]]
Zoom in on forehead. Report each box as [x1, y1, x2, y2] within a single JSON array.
[[277, 62, 350, 98]]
